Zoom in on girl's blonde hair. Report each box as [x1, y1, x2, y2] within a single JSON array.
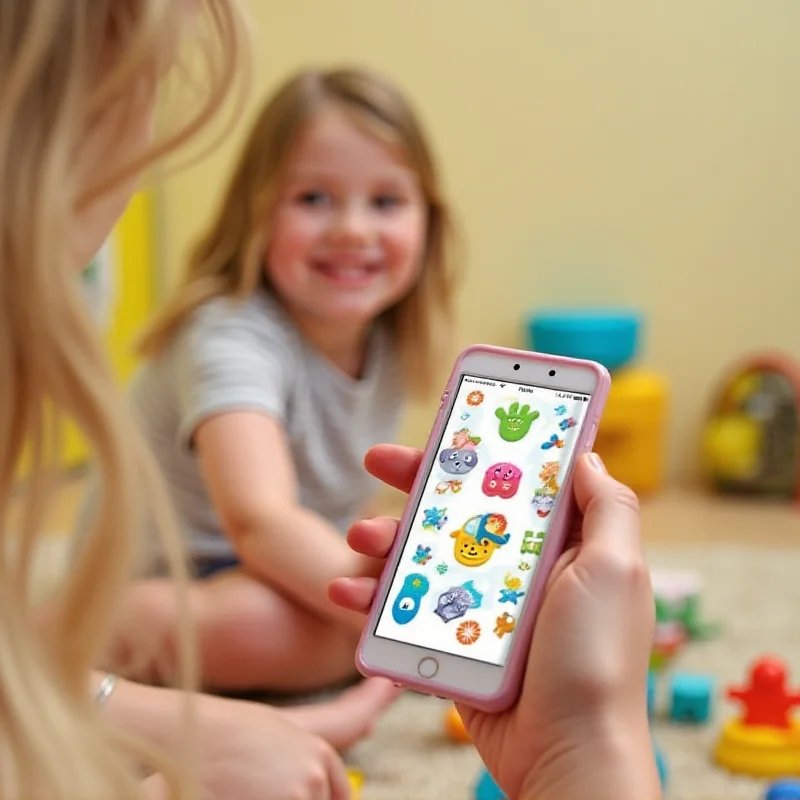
[[0, 2, 248, 798], [140, 66, 460, 397]]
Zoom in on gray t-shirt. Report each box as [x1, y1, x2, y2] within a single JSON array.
[[128, 289, 404, 561]]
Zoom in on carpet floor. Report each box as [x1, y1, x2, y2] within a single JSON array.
[[29, 537, 799, 799]]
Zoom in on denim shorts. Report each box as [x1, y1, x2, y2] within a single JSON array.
[[193, 556, 241, 579]]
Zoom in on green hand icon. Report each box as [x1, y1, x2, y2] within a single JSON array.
[[495, 402, 540, 442]]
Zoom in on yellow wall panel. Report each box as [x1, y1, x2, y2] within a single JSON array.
[[60, 190, 157, 470]]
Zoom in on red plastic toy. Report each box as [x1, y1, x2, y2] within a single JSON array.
[[727, 657, 800, 729]]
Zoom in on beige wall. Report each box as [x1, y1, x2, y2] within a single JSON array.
[[161, 0, 800, 485]]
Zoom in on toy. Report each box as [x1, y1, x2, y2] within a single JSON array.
[[444, 704, 472, 743], [647, 671, 657, 718], [652, 570, 721, 642], [526, 309, 641, 372], [766, 779, 800, 799], [473, 766, 506, 800], [525, 309, 667, 495], [593, 368, 669, 495], [669, 672, 715, 724], [714, 656, 800, 777], [702, 352, 800, 502], [347, 767, 364, 800], [653, 740, 668, 791]]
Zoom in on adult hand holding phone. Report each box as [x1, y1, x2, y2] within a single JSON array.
[[330, 446, 661, 800]]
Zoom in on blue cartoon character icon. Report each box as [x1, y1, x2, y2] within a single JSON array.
[[559, 416, 577, 431], [555, 404, 567, 415], [541, 433, 564, 451], [391, 573, 430, 625], [498, 573, 525, 605], [422, 507, 448, 531], [412, 545, 432, 565], [439, 447, 478, 475]]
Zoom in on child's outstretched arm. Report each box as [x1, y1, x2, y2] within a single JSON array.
[[195, 410, 379, 629]]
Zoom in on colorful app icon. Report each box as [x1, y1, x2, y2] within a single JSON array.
[[391, 573, 430, 625], [520, 530, 546, 556], [494, 612, 516, 639], [532, 490, 557, 518], [434, 582, 483, 623], [450, 513, 510, 567], [495, 402, 540, 442], [455, 620, 481, 645], [541, 433, 564, 450], [498, 573, 525, 605], [482, 462, 523, 498], [412, 545, 432, 565], [439, 447, 479, 475], [421, 507, 448, 531]]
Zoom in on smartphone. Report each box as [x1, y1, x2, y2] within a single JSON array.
[[356, 344, 611, 712]]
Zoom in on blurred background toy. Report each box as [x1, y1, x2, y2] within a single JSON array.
[[473, 766, 506, 800], [702, 352, 800, 502], [526, 308, 668, 495], [444, 704, 472, 743], [347, 767, 364, 800], [714, 655, 800, 778], [765, 779, 800, 799]]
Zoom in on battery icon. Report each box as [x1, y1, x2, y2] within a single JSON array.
[[582, 397, 588, 402]]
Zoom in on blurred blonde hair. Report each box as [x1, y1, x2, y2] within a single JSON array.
[[0, 1, 248, 798], [139, 66, 460, 398]]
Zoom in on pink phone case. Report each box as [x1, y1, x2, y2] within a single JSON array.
[[356, 344, 612, 712]]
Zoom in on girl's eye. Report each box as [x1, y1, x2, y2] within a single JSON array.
[[297, 191, 330, 206], [373, 194, 403, 210]]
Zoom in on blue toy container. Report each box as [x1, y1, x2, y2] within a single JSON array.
[[526, 309, 641, 372], [474, 767, 506, 800]]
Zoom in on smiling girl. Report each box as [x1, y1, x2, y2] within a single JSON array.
[[105, 66, 459, 695]]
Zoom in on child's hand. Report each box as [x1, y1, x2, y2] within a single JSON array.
[[329, 446, 660, 800]]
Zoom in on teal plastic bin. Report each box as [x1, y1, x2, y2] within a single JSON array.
[[526, 309, 641, 371]]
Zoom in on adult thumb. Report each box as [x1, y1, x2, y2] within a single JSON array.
[[571, 453, 643, 558]]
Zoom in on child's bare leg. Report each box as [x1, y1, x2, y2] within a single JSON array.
[[105, 569, 362, 694]]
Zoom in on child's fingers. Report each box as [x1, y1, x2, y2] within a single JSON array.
[[347, 516, 398, 559], [328, 576, 379, 613], [364, 444, 423, 493]]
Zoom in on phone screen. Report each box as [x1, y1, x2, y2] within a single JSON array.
[[373, 373, 592, 666]]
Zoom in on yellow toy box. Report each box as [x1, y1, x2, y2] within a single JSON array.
[[594, 368, 669, 495]]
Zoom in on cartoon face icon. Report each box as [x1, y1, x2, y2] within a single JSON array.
[[439, 447, 479, 475], [531, 492, 557, 519], [450, 513, 511, 567], [482, 462, 523, 499], [495, 402, 540, 442], [391, 573, 430, 625]]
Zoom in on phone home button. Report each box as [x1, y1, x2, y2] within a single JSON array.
[[417, 657, 439, 679]]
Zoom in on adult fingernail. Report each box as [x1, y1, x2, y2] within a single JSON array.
[[587, 452, 607, 473]]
